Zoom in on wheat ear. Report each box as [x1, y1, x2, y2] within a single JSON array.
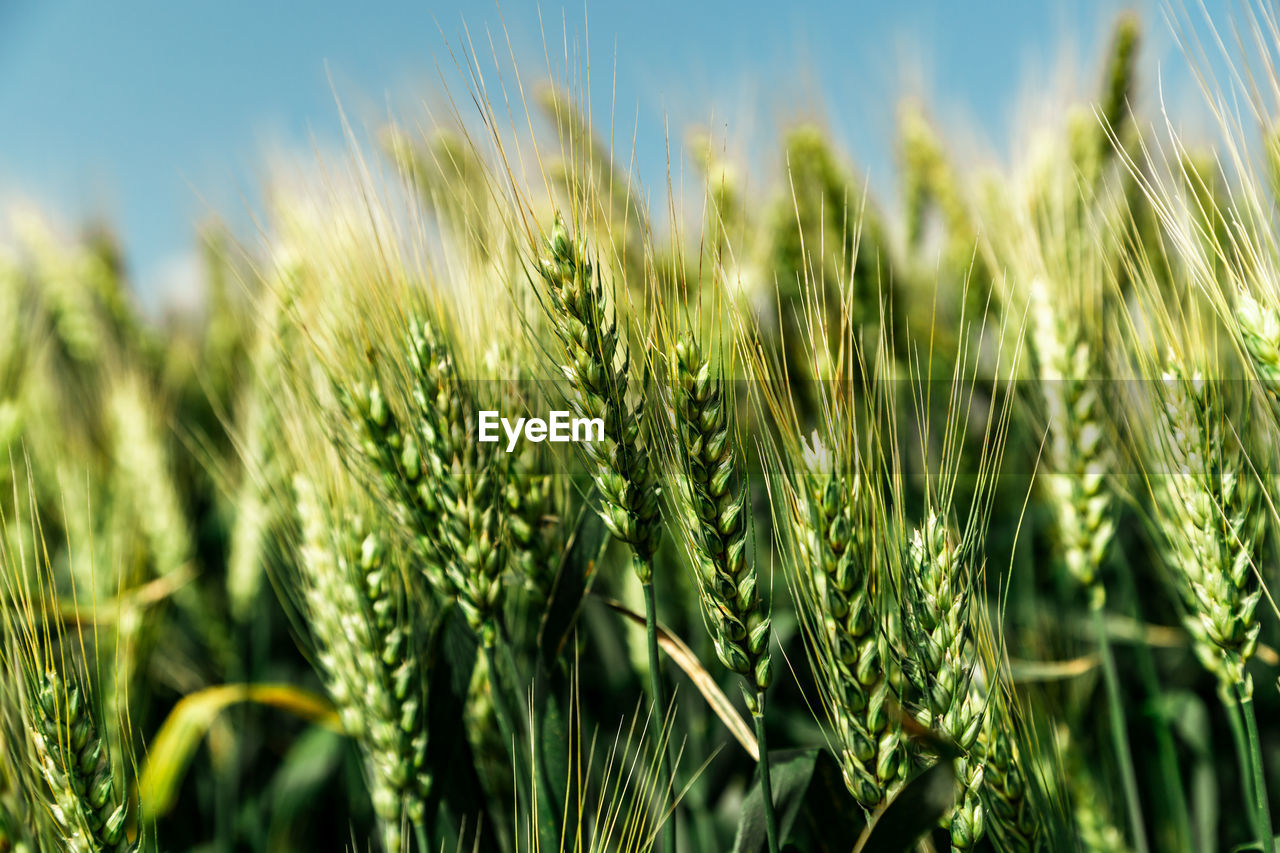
[[902, 511, 985, 852], [535, 218, 674, 850], [672, 335, 777, 851], [788, 433, 906, 812], [1154, 361, 1271, 844], [294, 476, 430, 852], [27, 671, 134, 853], [979, 692, 1042, 851], [340, 315, 506, 643]]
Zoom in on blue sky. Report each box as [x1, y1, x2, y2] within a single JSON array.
[[0, 0, 1231, 305]]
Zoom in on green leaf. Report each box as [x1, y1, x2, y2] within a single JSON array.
[[263, 726, 347, 851], [854, 761, 957, 853], [139, 684, 340, 818], [533, 668, 572, 851], [732, 748, 864, 853], [537, 491, 610, 669], [529, 492, 610, 849], [1155, 690, 1215, 851], [423, 608, 497, 853]]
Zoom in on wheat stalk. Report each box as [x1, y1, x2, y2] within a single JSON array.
[[533, 217, 673, 850], [1150, 357, 1273, 846]]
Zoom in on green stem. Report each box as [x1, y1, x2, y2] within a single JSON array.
[[483, 641, 519, 746], [1092, 601, 1149, 853], [1241, 686, 1274, 852], [497, 623, 528, 716], [483, 640, 530, 839], [754, 694, 780, 853], [1226, 690, 1262, 843], [414, 822, 430, 853], [641, 575, 677, 853], [1116, 559, 1192, 851]]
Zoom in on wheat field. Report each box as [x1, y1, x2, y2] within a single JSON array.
[[6, 6, 1280, 852]]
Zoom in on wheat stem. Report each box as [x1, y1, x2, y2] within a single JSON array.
[[1241, 687, 1274, 851], [1121, 570, 1192, 851], [641, 573, 676, 853], [753, 696, 780, 853], [1092, 602, 1148, 853], [482, 641, 527, 812], [538, 219, 671, 846], [1226, 691, 1262, 843]]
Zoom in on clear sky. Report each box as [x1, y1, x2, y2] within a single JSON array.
[[0, 0, 1233, 305]]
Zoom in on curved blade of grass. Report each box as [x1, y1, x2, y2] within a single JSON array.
[[139, 683, 341, 818]]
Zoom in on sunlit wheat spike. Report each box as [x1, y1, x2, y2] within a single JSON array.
[[902, 511, 986, 852], [337, 312, 507, 641], [24, 671, 134, 853], [537, 217, 662, 573], [1237, 290, 1280, 401], [293, 474, 430, 852], [781, 430, 906, 812], [671, 335, 771, 703], [1029, 277, 1115, 606], [1154, 360, 1264, 696], [0, 478, 140, 853]]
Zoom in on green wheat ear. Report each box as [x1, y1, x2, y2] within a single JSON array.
[[294, 475, 430, 853], [27, 670, 135, 853], [504, 435, 567, 610], [537, 217, 662, 573], [1237, 290, 1280, 400], [789, 432, 906, 812], [672, 335, 771, 704], [1156, 361, 1264, 695], [1030, 277, 1115, 606], [979, 691, 1043, 850], [339, 313, 506, 642], [902, 511, 986, 852], [670, 332, 782, 851]]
